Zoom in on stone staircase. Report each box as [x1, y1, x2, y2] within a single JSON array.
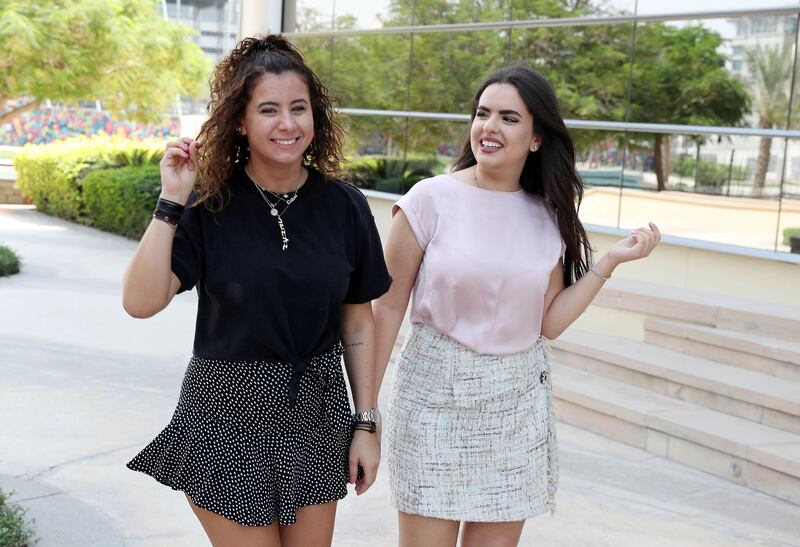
[[552, 279, 800, 505]]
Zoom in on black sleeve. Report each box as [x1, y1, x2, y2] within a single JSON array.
[[171, 200, 204, 293], [343, 186, 393, 304]]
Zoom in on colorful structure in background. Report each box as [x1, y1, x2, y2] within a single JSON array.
[[0, 105, 179, 145]]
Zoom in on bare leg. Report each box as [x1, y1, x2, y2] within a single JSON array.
[[279, 501, 338, 547], [398, 511, 460, 547], [460, 520, 525, 547], [187, 495, 281, 547]]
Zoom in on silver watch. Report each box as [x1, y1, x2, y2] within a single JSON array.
[[353, 407, 381, 424]]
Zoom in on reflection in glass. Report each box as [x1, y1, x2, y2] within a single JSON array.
[[295, 0, 335, 31], [618, 133, 785, 251], [290, 37, 334, 86], [330, 35, 412, 110], [573, 130, 625, 230], [339, 116, 466, 194], [408, 31, 508, 114], [777, 139, 800, 253], [509, 25, 633, 123]]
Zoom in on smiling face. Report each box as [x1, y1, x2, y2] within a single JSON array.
[[240, 71, 314, 170], [470, 83, 540, 174]]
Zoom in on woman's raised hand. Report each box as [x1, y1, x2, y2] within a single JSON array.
[[159, 137, 202, 205], [606, 221, 662, 266]]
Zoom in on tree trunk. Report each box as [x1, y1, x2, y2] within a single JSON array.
[[654, 134, 670, 191], [0, 100, 39, 126], [753, 119, 773, 197]]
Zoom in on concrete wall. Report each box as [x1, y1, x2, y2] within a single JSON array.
[[364, 191, 800, 307]]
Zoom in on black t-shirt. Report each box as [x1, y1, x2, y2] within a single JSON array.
[[172, 167, 392, 370]]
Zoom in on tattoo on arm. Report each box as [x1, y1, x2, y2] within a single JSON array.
[[343, 342, 366, 350]]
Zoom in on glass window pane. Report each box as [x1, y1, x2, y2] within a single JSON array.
[[510, 24, 633, 122], [330, 34, 413, 111], [408, 30, 509, 114], [296, 0, 335, 31], [618, 133, 784, 251], [778, 138, 800, 253]]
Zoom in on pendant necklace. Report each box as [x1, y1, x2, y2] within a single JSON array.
[[246, 165, 306, 251]]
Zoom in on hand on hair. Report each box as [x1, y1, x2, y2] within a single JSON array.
[[606, 221, 661, 266], [159, 137, 202, 205]]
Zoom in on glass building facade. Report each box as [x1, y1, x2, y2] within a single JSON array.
[[277, 2, 800, 255]]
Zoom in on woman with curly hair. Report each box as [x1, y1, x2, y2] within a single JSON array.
[[123, 34, 391, 546]]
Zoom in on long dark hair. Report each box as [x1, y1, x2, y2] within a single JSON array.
[[452, 66, 591, 287], [195, 34, 346, 212]]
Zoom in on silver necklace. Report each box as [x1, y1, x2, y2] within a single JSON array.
[[246, 165, 305, 251]]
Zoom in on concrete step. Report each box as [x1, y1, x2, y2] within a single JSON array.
[[553, 365, 800, 505], [552, 330, 800, 435], [596, 278, 800, 342], [644, 318, 800, 382]]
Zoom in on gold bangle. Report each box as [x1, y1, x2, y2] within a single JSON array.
[[589, 264, 610, 281]]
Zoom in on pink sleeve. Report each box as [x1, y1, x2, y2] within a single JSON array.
[[392, 179, 436, 250]]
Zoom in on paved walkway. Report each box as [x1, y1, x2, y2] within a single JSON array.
[[1, 205, 799, 547]]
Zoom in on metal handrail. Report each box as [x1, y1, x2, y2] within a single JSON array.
[[288, 6, 800, 38], [340, 108, 800, 139]]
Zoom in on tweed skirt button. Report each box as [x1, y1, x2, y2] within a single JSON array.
[[384, 323, 558, 522], [127, 344, 352, 526]]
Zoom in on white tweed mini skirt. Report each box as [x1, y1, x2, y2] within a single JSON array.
[[385, 322, 558, 522]]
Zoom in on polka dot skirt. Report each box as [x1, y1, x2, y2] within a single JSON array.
[[127, 344, 353, 526]]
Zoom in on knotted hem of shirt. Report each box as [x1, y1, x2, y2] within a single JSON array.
[[286, 343, 345, 408]]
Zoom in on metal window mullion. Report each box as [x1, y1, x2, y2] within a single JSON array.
[[286, 6, 800, 38], [338, 108, 800, 139]]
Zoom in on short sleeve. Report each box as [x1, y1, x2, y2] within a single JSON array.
[[392, 178, 437, 250], [171, 200, 204, 293], [344, 188, 393, 304]]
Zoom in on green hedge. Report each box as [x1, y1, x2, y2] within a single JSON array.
[[346, 155, 447, 193], [0, 245, 21, 277], [14, 137, 163, 223], [83, 165, 162, 239], [15, 140, 448, 240]]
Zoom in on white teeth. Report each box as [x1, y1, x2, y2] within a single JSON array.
[[481, 140, 502, 148], [274, 138, 297, 145]]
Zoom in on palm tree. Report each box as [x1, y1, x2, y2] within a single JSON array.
[[745, 43, 794, 197]]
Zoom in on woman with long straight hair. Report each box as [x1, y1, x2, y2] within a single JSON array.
[[373, 66, 660, 547], [123, 34, 391, 547]]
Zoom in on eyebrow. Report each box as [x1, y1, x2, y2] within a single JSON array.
[[477, 105, 522, 117], [256, 98, 309, 107]]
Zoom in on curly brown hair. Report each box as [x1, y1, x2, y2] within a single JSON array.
[[194, 34, 346, 212]]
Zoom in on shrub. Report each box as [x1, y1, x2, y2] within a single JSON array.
[[0, 488, 36, 546], [345, 155, 444, 193], [14, 137, 163, 222], [784, 227, 800, 246], [0, 245, 21, 277], [83, 165, 162, 239]]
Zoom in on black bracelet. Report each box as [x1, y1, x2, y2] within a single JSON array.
[[352, 420, 376, 433], [153, 210, 179, 228], [156, 197, 185, 217], [153, 198, 185, 228]]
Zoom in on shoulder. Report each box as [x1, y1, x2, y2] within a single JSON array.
[[313, 172, 375, 222]]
